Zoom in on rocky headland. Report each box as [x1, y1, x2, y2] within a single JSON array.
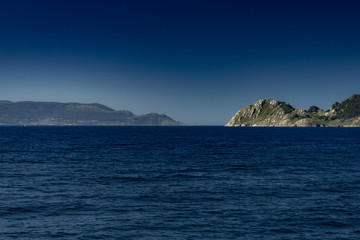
[[0, 101, 180, 126], [226, 94, 360, 127]]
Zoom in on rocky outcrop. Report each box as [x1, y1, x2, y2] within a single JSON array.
[[226, 94, 360, 127], [294, 118, 320, 127], [226, 99, 293, 126]]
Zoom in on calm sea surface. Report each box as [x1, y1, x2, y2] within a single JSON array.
[[0, 126, 360, 239]]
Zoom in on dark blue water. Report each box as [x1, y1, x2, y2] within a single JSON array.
[[1, 126, 360, 239]]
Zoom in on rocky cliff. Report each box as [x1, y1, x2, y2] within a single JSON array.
[[0, 101, 180, 126], [226, 94, 360, 127]]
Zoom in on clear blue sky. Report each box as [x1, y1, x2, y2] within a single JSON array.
[[0, 0, 359, 125]]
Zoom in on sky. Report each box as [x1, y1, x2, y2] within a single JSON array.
[[0, 0, 360, 125]]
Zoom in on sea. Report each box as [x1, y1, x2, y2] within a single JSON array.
[[0, 126, 359, 239]]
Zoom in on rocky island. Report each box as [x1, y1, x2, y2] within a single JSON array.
[[226, 94, 360, 127], [0, 101, 180, 126]]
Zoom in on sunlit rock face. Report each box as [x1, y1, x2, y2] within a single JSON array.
[[226, 99, 294, 127], [226, 94, 360, 127]]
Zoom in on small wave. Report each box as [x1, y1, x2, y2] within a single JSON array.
[[319, 220, 351, 227], [270, 228, 298, 234]]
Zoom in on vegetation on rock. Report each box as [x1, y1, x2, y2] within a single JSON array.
[[226, 94, 360, 127], [308, 106, 320, 113], [331, 94, 360, 119]]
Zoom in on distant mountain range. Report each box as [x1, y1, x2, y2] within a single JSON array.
[[226, 94, 360, 127], [0, 101, 180, 126]]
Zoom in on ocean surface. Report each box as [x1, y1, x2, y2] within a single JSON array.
[[0, 126, 359, 239]]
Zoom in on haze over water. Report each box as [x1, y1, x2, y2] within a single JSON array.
[[1, 1, 360, 124]]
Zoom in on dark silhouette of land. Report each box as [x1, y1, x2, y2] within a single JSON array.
[[0, 101, 180, 126]]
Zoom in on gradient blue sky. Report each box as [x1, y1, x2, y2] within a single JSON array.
[[1, 0, 360, 125]]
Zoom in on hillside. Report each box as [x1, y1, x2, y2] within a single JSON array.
[[226, 94, 360, 127], [0, 101, 180, 126]]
